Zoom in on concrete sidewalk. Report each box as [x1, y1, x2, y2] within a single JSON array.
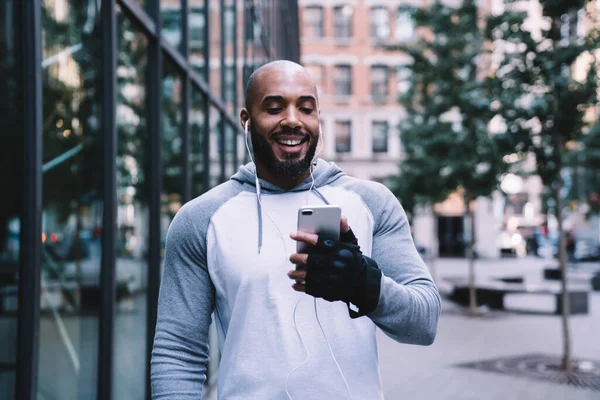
[[378, 256, 600, 400]]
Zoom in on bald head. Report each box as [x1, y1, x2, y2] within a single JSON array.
[[244, 60, 318, 111]]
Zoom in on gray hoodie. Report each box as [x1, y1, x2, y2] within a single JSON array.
[[151, 159, 441, 399]]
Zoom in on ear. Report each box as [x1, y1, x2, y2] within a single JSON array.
[[240, 109, 250, 130]]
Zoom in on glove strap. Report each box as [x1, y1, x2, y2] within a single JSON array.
[[347, 256, 382, 319]]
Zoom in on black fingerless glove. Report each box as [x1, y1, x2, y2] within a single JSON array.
[[304, 228, 382, 318]]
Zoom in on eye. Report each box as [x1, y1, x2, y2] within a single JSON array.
[[300, 107, 314, 114], [266, 108, 282, 114]]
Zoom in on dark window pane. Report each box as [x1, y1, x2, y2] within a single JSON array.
[[303, 6, 324, 38], [333, 5, 353, 39], [189, 2, 206, 77], [0, 372, 15, 400], [371, 66, 389, 101], [161, 1, 182, 50], [335, 121, 352, 153], [0, 0, 21, 383], [39, 1, 103, 397], [372, 121, 389, 153], [161, 60, 183, 254], [113, 9, 149, 400], [334, 65, 352, 97], [370, 7, 390, 40], [190, 88, 207, 198]]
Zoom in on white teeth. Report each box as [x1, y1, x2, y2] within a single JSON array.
[[280, 139, 302, 146]]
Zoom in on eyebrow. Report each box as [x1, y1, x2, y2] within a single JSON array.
[[261, 95, 317, 104]]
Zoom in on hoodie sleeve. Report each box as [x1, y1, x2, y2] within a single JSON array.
[[151, 205, 215, 399], [355, 182, 441, 346]]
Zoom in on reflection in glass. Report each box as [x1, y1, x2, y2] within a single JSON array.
[[39, 2, 103, 398], [209, 2, 222, 97], [161, 0, 182, 50], [0, 1, 21, 397], [225, 123, 237, 178], [161, 60, 183, 253], [209, 106, 223, 187], [189, 1, 206, 77], [191, 88, 207, 198], [113, 9, 149, 400]]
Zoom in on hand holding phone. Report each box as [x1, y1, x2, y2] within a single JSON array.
[[295, 205, 341, 254]]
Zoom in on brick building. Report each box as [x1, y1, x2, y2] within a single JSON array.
[[299, 0, 420, 181]]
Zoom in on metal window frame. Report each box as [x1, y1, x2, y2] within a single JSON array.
[[146, 1, 163, 399], [98, 1, 118, 399], [16, 1, 42, 398]]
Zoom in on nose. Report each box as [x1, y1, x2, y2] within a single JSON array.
[[280, 106, 302, 130]]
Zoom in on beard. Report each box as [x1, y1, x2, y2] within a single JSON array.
[[251, 129, 319, 180]]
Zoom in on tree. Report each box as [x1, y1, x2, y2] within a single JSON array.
[[391, 0, 510, 315], [487, 0, 599, 373]]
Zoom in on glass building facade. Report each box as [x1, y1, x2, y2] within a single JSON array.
[[0, 1, 299, 399]]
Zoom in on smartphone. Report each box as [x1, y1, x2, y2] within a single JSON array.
[[296, 205, 341, 254]]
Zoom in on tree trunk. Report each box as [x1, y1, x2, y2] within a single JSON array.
[[465, 191, 479, 315], [429, 205, 438, 284], [555, 181, 572, 374]]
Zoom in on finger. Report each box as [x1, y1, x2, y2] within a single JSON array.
[[289, 231, 318, 247], [289, 253, 309, 265], [340, 216, 350, 233], [287, 270, 307, 280], [292, 283, 306, 292]]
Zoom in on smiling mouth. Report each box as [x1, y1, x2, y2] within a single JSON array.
[[273, 135, 308, 147]]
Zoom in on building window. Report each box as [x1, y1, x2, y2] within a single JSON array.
[[372, 121, 389, 153], [335, 121, 352, 153], [371, 66, 389, 101], [370, 7, 390, 41], [306, 64, 326, 96], [333, 65, 352, 97], [395, 10, 415, 42], [303, 6, 324, 38], [333, 5, 353, 39], [396, 65, 411, 96]]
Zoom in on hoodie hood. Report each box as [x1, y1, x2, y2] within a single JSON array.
[[230, 158, 345, 253], [231, 158, 345, 193]]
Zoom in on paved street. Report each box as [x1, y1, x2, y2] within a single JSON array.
[[378, 256, 600, 400]]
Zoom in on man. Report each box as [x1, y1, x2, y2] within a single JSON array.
[[151, 60, 441, 399]]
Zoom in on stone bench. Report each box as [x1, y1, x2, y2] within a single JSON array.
[[446, 277, 589, 315]]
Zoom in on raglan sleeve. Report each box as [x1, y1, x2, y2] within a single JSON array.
[[365, 184, 441, 346], [151, 205, 216, 399]]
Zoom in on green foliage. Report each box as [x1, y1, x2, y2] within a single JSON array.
[[392, 0, 509, 208], [487, 0, 599, 190]]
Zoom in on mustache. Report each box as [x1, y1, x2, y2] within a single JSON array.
[[271, 129, 309, 140]]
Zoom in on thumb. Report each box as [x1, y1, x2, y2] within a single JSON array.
[[340, 216, 350, 233]]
